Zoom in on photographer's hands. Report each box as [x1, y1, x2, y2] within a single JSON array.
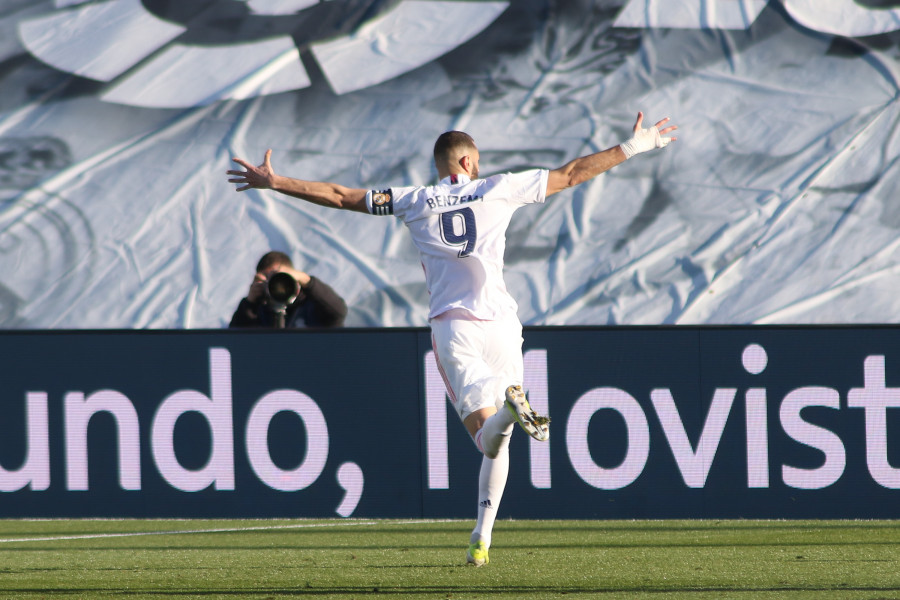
[[279, 266, 311, 288], [246, 272, 268, 303]]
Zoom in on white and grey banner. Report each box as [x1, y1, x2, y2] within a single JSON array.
[[3, 1, 900, 328]]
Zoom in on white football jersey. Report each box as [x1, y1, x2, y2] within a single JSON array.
[[366, 169, 548, 320]]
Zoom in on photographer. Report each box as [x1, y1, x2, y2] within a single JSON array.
[[229, 251, 347, 329]]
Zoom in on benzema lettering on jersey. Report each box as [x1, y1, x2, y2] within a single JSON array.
[[426, 194, 484, 210]]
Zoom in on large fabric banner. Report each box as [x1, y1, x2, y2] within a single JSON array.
[[2, 1, 900, 328]]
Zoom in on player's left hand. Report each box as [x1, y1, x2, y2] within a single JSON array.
[[228, 149, 276, 191]]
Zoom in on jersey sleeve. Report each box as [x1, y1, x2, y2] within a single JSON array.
[[505, 169, 549, 206]]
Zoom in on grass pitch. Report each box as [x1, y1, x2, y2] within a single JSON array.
[[1, 519, 899, 599]]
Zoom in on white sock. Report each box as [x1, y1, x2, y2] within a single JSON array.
[[474, 409, 515, 459], [470, 437, 510, 548]]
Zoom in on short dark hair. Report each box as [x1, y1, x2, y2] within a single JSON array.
[[433, 131, 477, 164], [256, 251, 293, 273]]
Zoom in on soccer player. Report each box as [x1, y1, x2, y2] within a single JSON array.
[[227, 112, 677, 565]]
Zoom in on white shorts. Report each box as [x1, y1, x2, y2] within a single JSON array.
[[430, 311, 524, 421]]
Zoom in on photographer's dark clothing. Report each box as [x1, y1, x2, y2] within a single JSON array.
[[229, 276, 347, 328]]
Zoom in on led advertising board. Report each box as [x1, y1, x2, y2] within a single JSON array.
[[1, 327, 898, 518]]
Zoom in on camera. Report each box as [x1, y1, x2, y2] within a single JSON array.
[[265, 272, 299, 307], [265, 272, 300, 329]]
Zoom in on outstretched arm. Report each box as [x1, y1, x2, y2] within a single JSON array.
[[227, 149, 369, 213], [546, 112, 677, 197]]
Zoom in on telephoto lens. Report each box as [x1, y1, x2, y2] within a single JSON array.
[[266, 272, 299, 305]]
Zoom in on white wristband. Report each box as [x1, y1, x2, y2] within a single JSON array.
[[620, 125, 671, 159]]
